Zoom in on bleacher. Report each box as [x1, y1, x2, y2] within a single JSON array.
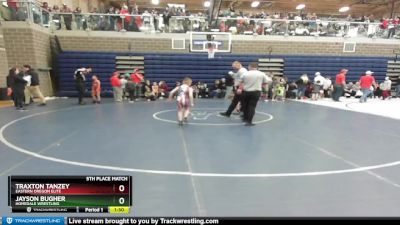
[[57, 51, 392, 97]]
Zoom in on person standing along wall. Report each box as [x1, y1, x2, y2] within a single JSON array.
[[130, 69, 144, 101], [110, 72, 122, 102], [9, 67, 27, 110], [23, 65, 46, 106]]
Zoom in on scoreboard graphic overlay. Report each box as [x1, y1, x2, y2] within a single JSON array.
[[8, 176, 132, 213]]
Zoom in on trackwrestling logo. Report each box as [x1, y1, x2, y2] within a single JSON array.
[[2, 217, 65, 225]]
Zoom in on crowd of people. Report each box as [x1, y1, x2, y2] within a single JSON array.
[[73, 68, 172, 105], [261, 69, 398, 103], [70, 63, 400, 108], [6, 62, 399, 112], [3, 1, 399, 38]]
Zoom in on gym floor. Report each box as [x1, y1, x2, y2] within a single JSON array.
[[0, 98, 400, 217]]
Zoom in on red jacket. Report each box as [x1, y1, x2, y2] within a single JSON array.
[[130, 73, 144, 84], [335, 72, 346, 85], [120, 9, 131, 23], [382, 19, 389, 29], [110, 75, 121, 87], [360, 75, 375, 89]]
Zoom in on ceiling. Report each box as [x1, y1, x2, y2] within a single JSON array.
[[127, 0, 400, 17]]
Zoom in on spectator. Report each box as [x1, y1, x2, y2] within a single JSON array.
[[130, 69, 144, 101], [313, 72, 325, 100], [322, 76, 332, 98], [120, 74, 128, 100], [73, 7, 83, 30], [6, 70, 16, 107], [352, 82, 362, 98], [152, 82, 159, 99], [52, 5, 61, 29], [22, 65, 46, 106], [197, 82, 209, 98], [9, 67, 27, 110], [120, 5, 131, 31], [7, 0, 18, 20], [125, 77, 136, 103], [158, 81, 169, 99], [144, 80, 155, 101], [142, 10, 152, 30], [275, 82, 285, 101], [375, 83, 383, 99], [22, 70, 32, 105], [211, 80, 222, 98], [107, 6, 117, 31], [387, 18, 396, 39], [332, 69, 347, 102], [287, 82, 298, 99], [295, 74, 309, 99], [344, 82, 355, 98], [224, 72, 235, 100], [220, 78, 227, 97], [359, 70, 377, 103], [382, 77, 392, 100], [60, 3, 72, 30], [110, 72, 122, 102], [41, 2, 51, 25]]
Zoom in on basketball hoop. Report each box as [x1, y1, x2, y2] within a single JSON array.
[[207, 41, 217, 59]]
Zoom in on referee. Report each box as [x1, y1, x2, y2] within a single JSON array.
[[240, 62, 269, 126], [74, 67, 92, 105]]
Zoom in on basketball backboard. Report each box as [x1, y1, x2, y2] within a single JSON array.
[[189, 32, 232, 53]]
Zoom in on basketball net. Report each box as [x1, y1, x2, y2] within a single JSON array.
[[207, 41, 217, 59]]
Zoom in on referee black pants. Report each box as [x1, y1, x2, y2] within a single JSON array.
[[242, 91, 261, 124], [76, 83, 86, 104], [225, 91, 242, 115]]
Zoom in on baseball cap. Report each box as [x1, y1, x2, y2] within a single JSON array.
[[315, 72, 321, 76], [340, 69, 348, 73], [365, 70, 374, 75]]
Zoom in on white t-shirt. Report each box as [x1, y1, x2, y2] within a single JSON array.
[[240, 70, 269, 92], [120, 78, 128, 89], [23, 75, 32, 86], [314, 75, 325, 85], [383, 80, 392, 91], [233, 67, 248, 86], [323, 79, 332, 90]]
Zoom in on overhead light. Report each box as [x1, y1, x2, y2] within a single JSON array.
[[251, 1, 260, 8], [204, 1, 211, 8], [339, 6, 350, 13], [296, 4, 305, 10], [151, 0, 159, 5]]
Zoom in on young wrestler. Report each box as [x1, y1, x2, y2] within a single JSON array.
[[92, 75, 101, 104], [169, 77, 194, 126]]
